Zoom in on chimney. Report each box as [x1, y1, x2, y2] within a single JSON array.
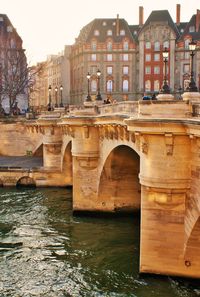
[[116, 14, 120, 36], [139, 6, 144, 26], [176, 4, 181, 26], [196, 9, 200, 32]]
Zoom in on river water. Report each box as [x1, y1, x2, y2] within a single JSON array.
[[0, 187, 200, 297]]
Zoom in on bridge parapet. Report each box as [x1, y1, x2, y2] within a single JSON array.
[[138, 100, 191, 118], [74, 100, 192, 119]]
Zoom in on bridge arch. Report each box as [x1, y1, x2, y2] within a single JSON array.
[[33, 143, 43, 157], [62, 140, 73, 186], [98, 145, 140, 212], [16, 176, 36, 187], [184, 216, 200, 265]]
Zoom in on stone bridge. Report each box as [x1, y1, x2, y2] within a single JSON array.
[[0, 94, 200, 278]]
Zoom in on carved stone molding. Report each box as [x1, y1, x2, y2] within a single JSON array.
[[108, 125, 114, 140], [76, 156, 98, 169], [141, 136, 148, 154], [165, 133, 174, 156], [97, 125, 131, 142], [69, 127, 74, 138], [131, 132, 135, 143], [135, 132, 140, 151], [39, 126, 45, 134], [113, 126, 118, 140], [119, 126, 124, 140], [83, 126, 89, 138], [45, 143, 62, 154]]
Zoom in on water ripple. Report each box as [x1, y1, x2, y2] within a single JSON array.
[[0, 188, 200, 296]]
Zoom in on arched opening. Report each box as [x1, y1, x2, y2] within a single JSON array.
[[99, 145, 140, 212], [62, 141, 73, 187], [33, 144, 43, 157], [16, 176, 36, 188], [184, 216, 200, 265]]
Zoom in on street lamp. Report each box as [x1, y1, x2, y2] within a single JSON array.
[[60, 85, 63, 107], [55, 86, 58, 107], [96, 69, 102, 100], [188, 40, 198, 92], [161, 47, 170, 94], [48, 85, 52, 111], [86, 72, 91, 101]]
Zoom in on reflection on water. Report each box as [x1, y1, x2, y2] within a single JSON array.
[[0, 188, 200, 296]]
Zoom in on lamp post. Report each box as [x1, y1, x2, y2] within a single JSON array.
[[96, 69, 102, 100], [60, 85, 63, 107], [48, 85, 52, 111], [188, 40, 198, 92], [86, 72, 91, 101], [55, 86, 58, 107], [161, 47, 170, 94]]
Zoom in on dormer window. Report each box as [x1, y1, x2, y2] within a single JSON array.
[[107, 30, 112, 36], [107, 41, 112, 50], [120, 30, 125, 36], [7, 26, 13, 32], [189, 26, 195, 32], [123, 41, 129, 50], [94, 30, 99, 36], [102, 21, 107, 26], [184, 39, 190, 49], [112, 22, 116, 26], [91, 42, 97, 51]]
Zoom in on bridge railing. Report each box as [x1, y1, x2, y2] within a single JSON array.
[[97, 101, 139, 115]]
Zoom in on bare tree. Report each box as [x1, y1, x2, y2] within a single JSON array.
[[0, 47, 44, 115]]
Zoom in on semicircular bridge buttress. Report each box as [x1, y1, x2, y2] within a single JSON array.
[[16, 176, 36, 188], [184, 194, 200, 268], [98, 145, 140, 213], [61, 141, 73, 187]]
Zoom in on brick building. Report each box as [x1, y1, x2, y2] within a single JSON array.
[[0, 14, 27, 112], [70, 4, 200, 104]]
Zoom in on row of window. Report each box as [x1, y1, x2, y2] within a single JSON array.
[[91, 53, 129, 61], [145, 80, 160, 92], [87, 66, 129, 76], [91, 40, 129, 51], [106, 66, 129, 75], [145, 66, 168, 75], [145, 39, 196, 51], [94, 29, 126, 37], [145, 40, 169, 50], [89, 79, 129, 92], [146, 52, 192, 62], [145, 53, 161, 62]]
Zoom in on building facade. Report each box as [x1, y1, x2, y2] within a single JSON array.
[[70, 5, 200, 104], [47, 45, 71, 108], [70, 16, 138, 104], [0, 14, 28, 113], [30, 61, 48, 112]]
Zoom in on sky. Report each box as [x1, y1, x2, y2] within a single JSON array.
[[0, 0, 199, 65]]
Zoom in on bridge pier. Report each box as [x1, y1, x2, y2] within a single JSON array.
[[125, 118, 200, 278], [37, 117, 62, 169], [65, 118, 101, 212]]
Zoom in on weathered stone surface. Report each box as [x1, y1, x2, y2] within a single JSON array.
[[0, 100, 200, 278]]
